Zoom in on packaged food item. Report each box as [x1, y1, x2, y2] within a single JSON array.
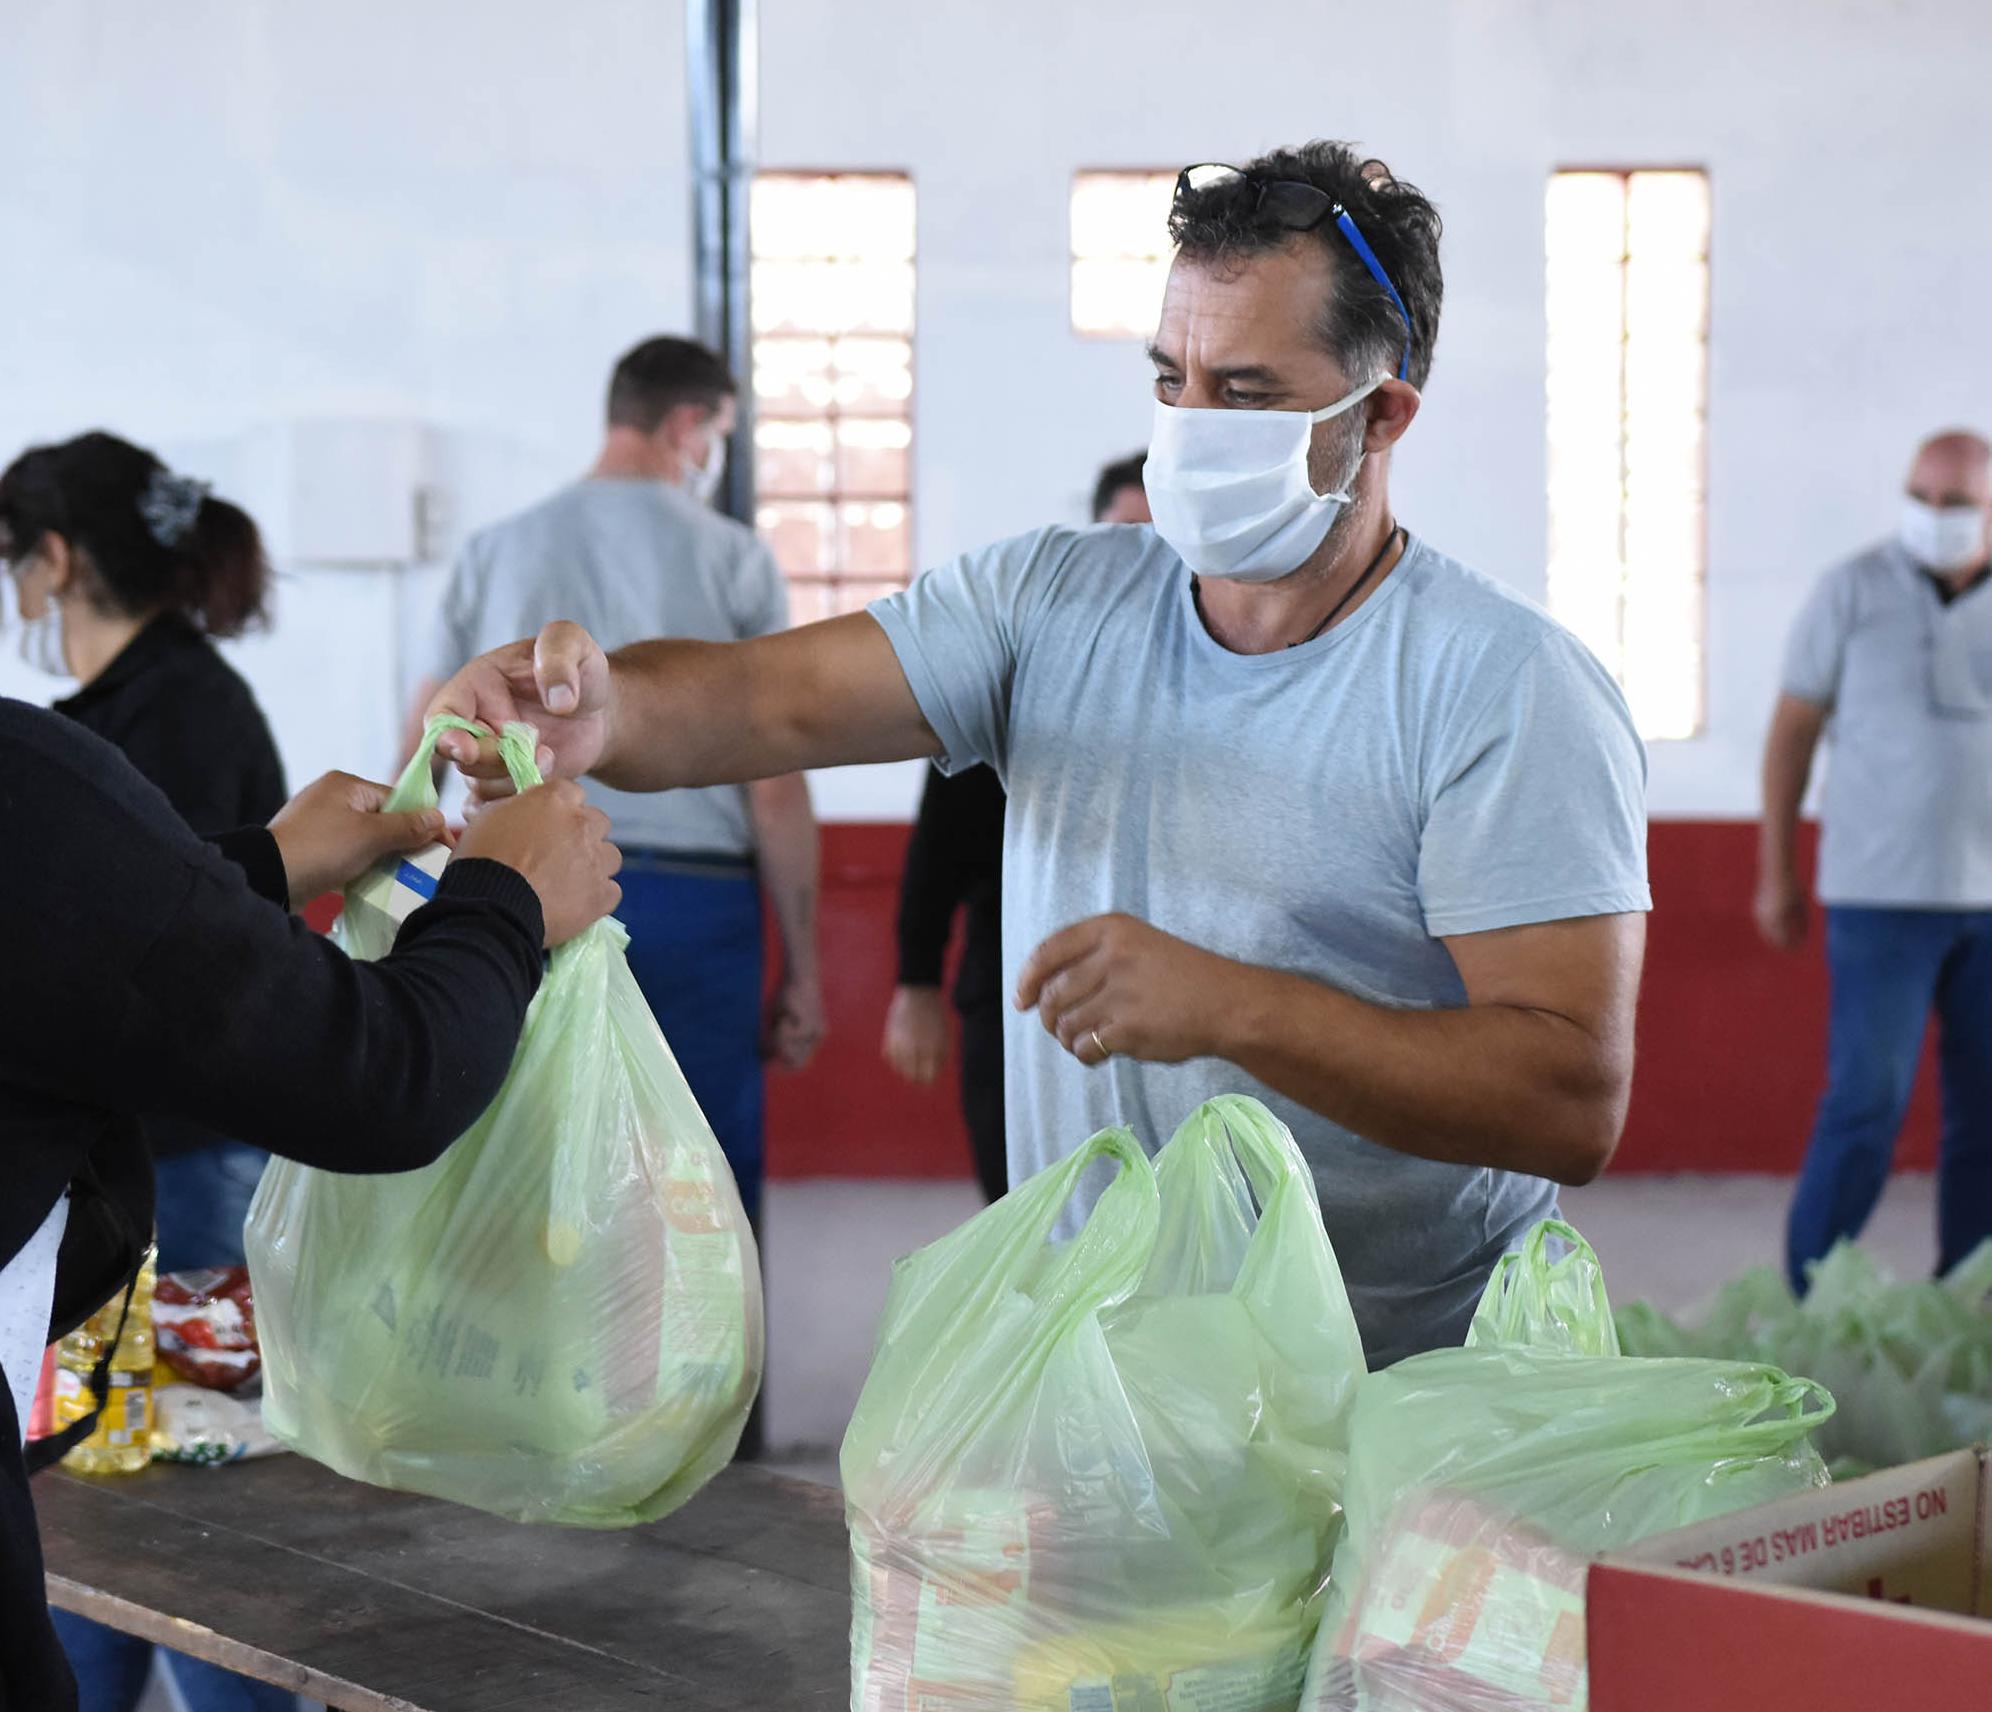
[[845, 1096, 1366, 1711], [1011, 1607, 1310, 1712], [247, 719, 762, 1528], [154, 1265, 260, 1392], [150, 1385, 284, 1466], [340, 840, 453, 948]]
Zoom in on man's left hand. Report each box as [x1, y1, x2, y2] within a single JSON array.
[[1015, 913, 1237, 1066]]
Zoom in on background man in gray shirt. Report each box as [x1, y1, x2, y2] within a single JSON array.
[[424, 338, 824, 1423], [1758, 429, 1992, 1291], [431, 144, 1651, 1367]]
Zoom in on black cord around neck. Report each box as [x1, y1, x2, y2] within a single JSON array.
[[1289, 523, 1405, 647]]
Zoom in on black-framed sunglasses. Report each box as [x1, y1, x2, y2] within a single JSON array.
[[1175, 163, 1413, 382]]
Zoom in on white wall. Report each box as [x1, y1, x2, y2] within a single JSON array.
[[4, 0, 1989, 818], [0, 1, 693, 788]]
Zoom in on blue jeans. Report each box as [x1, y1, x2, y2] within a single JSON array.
[[614, 855, 767, 1224], [57, 1142, 295, 1712], [1787, 907, 1992, 1291]]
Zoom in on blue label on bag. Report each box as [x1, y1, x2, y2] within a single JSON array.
[[394, 859, 441, 901]]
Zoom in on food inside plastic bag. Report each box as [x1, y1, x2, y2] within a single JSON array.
[[246, 718, 762, 1528], [844, 1095, 1366, 1712], [1299, 1220, 1834, 1712], [155, 1266, 260, 1392], [1617, 1238, 1992, 1477]]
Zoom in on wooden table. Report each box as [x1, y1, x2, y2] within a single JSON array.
[[35, 1454, 852, 1709]]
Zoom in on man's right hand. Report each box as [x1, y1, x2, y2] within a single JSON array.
[[428, 622, 616, 800], [882, 984, 951, 1084], [1754, 871, 1809, 952], [455, 780, 623, 946]]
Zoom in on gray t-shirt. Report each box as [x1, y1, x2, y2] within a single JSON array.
[[871, 526, 1651, 1366], [1782, 541, 1992, 909], [431, 479, 789, 855]]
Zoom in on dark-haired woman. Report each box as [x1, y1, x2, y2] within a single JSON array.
[[2, 435, 290, 1296]]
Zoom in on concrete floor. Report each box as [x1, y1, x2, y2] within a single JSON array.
[[132, 1168, 1940, 1711]]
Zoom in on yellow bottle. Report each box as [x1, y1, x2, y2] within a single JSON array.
[[54, 1247, 157, 1475]]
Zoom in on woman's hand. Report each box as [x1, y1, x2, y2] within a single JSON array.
[[269, 773, 448, 907], [455, 781, 623, 946]]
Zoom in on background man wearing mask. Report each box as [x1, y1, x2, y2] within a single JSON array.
[[423, 337, 824, 1452], [433, 143, 1651, 1367], [883, 451, 1152, 1202], [1757, 429, 1992, 1292]]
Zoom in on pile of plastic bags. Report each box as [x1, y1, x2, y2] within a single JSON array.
[[843, 1095, 1367, 1711], [247, 719, 763, 1527], [1618, 1239, 1992, 1477], [1296, 1221, 1834, 1712]]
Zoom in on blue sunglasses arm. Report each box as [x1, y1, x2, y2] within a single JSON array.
[[1332, 209, 1414, 381]]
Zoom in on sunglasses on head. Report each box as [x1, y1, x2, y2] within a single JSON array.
[[1175, 163, 1413, 382]]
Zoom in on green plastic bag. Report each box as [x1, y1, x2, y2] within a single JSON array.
[[844, 1095, 1367, 1712], [1467, 1220, 1619, 1357], [1299, 1219, 1833, 1712], [246, 718, 762, 1527], [1617, 1239, 1992, 1477]]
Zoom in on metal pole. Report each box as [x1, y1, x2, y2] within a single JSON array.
[[688, 0, 758, 527]]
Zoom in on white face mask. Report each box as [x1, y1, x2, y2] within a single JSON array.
[[19, 605, 70, 677], [1900, 497, 1988, 573], [1144, 376, 1384, 581], [681, 432, 726, 507], [7, 558, 71, 677]]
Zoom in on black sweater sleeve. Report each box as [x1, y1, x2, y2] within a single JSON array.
[[896, 765, 975, 986], [120, 854, 544, 1174], [2, 703, 544, 1178], [210, 825, 290, 907]]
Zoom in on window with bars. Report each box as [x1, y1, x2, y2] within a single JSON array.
[[1545, 167, 1710, 741], [751, 172, 916, 621], [1070, 169, 1178, 338]]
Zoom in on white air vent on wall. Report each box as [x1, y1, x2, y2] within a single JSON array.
[[241, 419, 437, 567]]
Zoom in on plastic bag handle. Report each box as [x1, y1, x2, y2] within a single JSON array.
[[1470, 1218, 1620, 1356], [1012, 1126, 1161, 1324], [1633, 1372, 1838, 1466], [388, 716, 543, 813], [1182, 1094, 1320, 1218]]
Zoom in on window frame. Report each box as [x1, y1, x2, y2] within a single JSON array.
[[1545, 162, 1712, 742], [1068, 166, 1180, 341], [751, 167, 918, 618]]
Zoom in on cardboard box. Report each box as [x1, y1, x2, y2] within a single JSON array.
[[1587, 1447, 1992, 1712]]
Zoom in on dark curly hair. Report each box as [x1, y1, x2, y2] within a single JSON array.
[[1169, 141, 1444, 392]]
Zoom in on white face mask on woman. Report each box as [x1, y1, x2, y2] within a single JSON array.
[[1143, 376, 1383, 581], [7, 553, 71, 677], [19, 606, 69, 677], [1899, 497, 1988, 573]]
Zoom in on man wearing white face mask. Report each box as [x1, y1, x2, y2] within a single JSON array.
[[422, 338, 823, 1444], [430, 144, 1652, 1366], [1758, 429, 1992, 1291]]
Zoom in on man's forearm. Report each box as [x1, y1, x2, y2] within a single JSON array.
[[747, 773, 821, 982], [595, 616, 941, 794], [1759, 698, 1826, 876], [1209, 963, 1631, 1186]]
